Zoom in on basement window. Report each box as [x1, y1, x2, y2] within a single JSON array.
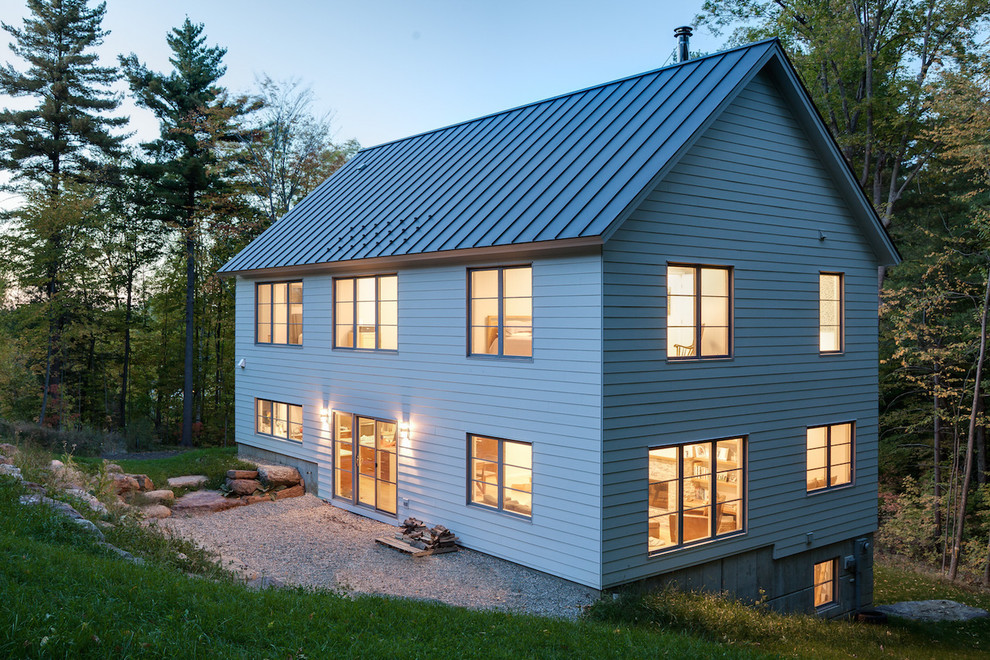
[[814, 559, 837, 609]]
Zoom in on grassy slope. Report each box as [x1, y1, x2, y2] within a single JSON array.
[[0, 475, 758, 659]]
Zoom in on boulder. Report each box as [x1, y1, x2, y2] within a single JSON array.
[[19, 494, 105, 540], [143, 489, 175, 504], [0, 455, 12, 465], [258, 465, 301, 488], [0, 464, 23, 480], [139, 504, 172, 519], [104, 462, 123, 474], [274, 484, 305, 500], [226, 469, 259, 480], [876, 600, 989, 622], [167, 475, 209, 489], [48, 459, 65, 470], [227, 478, 262, 496], [64, 488, 109, 516], [112, 474, 140, 495], [172, 489, 247, 515], [129, 474, 153, 491], [244, 494, 272, 505], [0, 443, 17, 457]]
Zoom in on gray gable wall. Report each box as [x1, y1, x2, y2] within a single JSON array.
[[601, 70, 879, 587]]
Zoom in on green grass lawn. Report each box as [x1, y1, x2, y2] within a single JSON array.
[[3, 445, 989, 659]]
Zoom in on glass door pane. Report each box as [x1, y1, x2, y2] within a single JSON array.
[[377, 422, 397, 514], [357, 417, 376, 506]]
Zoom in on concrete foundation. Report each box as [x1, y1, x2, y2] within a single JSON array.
[[621, 535, 874, 618], [237, 444, 319, 495]]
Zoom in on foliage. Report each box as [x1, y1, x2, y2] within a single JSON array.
[[877, 477, 942, 563], [589, 560, 990, 659], [74, 446, 256, 491]]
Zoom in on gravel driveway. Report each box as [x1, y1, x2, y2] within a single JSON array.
[[161, 495, 599, 619]]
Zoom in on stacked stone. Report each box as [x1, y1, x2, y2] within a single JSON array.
[[224, 465, 305, 505]]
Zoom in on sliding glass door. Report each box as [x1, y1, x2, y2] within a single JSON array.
[[334, 412, 396, 515]]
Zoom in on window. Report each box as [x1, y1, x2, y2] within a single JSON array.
[[334, 275, 397, 350], [648, 437, 744, 552], [814, 559, 837, 608], [333, 412, 397, 514], [820, 273, 843, 353], [807, 422, 853, 492], [469, 266, 532, 357], [256, 282, 302, 345], [667, 265, 731, 358], [469, 435, 532, 517], [255, 398, 302, 442]]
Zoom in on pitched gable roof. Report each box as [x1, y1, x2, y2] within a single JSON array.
[[221, 39, 897, 274]]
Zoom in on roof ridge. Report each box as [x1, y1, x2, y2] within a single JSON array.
[[356, 37, 780, 155]]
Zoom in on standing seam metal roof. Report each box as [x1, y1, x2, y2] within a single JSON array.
[[220, 39, 785, 273]]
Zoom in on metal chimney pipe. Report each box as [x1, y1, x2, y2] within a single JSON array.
[[675, 26, 693, 62]]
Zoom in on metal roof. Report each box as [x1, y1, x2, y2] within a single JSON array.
[[220, 39, 896, 274]]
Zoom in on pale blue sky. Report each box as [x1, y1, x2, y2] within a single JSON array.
[[0, 0, 728, 150]]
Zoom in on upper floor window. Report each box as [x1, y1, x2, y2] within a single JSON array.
[[667, 265, 731, 359], [648, 437, 744, 553], [806, 422, 853, 492], [257, 282, 302, 345], [469, 434, 532, 518], [819, 273, 843, 353], [255, 398, 302, 442], [334, 275, 398, 351], [469, 266, 532, 357]]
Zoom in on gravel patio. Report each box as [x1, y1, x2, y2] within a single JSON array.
[[161, 494, 599, 619]]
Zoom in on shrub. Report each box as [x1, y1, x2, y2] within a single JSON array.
[[877, 476, 941, 563]]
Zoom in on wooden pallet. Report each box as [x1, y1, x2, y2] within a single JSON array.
[[374, 535, 458, 557]]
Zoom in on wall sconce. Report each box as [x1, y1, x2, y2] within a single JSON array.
[[320, 408, 330, 429], [398, 421, 411, 443]]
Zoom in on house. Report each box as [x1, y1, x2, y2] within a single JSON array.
[[219, 35, 899, 617]]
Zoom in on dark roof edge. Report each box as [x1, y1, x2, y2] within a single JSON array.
[[217, 235, 603, 278], [357, 38, 782, 155]]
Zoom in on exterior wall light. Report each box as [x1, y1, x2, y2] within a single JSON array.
[[398, 421, 411, 442]]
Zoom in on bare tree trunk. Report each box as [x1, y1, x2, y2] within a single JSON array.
[[934, 373, 943, 534], [949, 267, 990, 580], [181, 227, 195, 448], [120, 266, 134, 429]]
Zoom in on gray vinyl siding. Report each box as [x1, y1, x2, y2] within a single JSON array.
[[234, 251, 604, 588], [601, 71, 881, 587]]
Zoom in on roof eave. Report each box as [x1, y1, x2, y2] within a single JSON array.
[[217, 235, 603, 279]]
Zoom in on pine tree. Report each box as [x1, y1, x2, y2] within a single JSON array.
[[0, 0, 126, 425], [121, 18, 248, 447]]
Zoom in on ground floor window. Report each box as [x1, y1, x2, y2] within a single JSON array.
[[648, 437, 744, 553], [255, 398, 302, 442], [468, 435, 532, 518], [334, 412, 397, 515], [814, 559, 837, 608]]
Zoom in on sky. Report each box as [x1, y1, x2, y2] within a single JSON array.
[[0, 0, 730, 154]]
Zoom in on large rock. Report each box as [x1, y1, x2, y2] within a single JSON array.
[[226, 469, 258, 480], [112, 474, 140, 495], [0, 443, 17, 457], [129, 474, 154, 491], [172, 489, 247, 515], [167, 475, 209, 489], [0, 455, 13, 465], [0, 464, 23, 480], [258, 465, 301, 488], [227, 478, 262, 496], [104, 462, 123, 474], [19, 494, 105, 540], [139, 504, 172, 519], [64, 488, 109, 516], [143, 489, 175, 504], [274, 484, 305, 500], [876, 600, 989, 622]]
